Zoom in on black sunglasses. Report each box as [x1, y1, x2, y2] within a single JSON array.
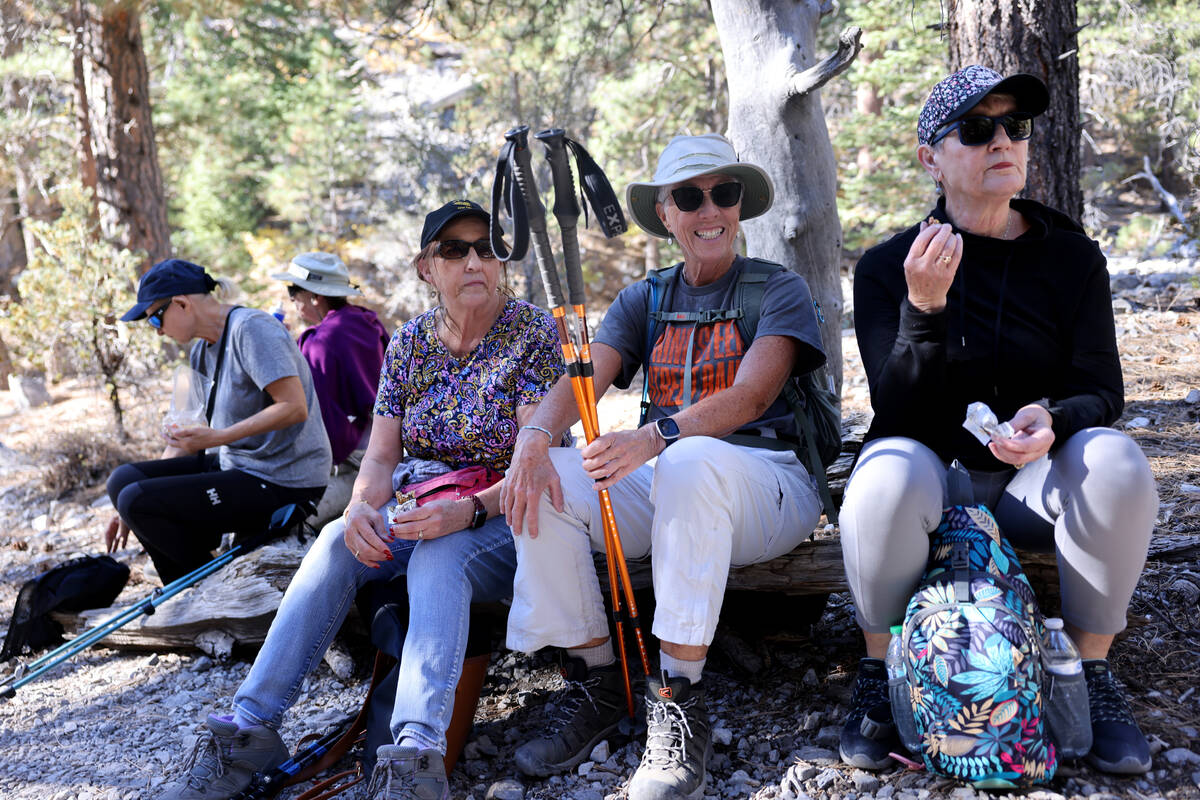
[[436, 238, 496, 261], [147, 301, 169, 329], [669, 181, 743, 213], [930, 113, 1035, 147]]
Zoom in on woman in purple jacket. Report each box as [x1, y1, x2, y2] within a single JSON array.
[[273, 252, 390, 465]]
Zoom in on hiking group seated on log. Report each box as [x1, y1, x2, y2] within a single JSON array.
[[79, 66, 1157, 800]]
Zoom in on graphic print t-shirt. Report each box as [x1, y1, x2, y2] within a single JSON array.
[[596, 257, 826, 437]]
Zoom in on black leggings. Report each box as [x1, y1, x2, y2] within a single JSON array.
[[107, 454, 325, 584]]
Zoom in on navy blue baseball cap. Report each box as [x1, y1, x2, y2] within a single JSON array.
[[419, 200, 490, 249], [121, 258, 217, 321]]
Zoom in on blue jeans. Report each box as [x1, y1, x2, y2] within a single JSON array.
[[233, 501, 516, 753]]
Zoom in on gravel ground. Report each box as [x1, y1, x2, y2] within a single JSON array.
[[1, 261, 1199, 799]]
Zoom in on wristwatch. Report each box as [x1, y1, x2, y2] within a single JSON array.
[[654, 417, 681, 449], [468, 495, 487, 529]]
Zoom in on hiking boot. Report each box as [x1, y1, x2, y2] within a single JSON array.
[[839, 658, 900, 770], [1083, 659, 1152, 774], [157, 714, 288, 800], [364, 746, 449, 800], [627, 675, 711, 800], [514, 655, 627, 776]]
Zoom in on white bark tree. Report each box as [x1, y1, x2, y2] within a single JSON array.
[[709, 0, 860, 393]]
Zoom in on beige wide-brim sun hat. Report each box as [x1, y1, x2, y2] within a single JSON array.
[[625, 133, 774, 239], [270, 252, 362, 297]]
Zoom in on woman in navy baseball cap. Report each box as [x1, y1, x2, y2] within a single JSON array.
[[106, 258, 331, 584]]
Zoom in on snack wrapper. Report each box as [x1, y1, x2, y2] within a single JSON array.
[[163, 365, 211, 436], [963, 401, 1015, 446], [386, 491, 417, 525]]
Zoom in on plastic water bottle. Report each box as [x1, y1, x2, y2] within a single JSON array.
[[886, 624, 922, 752], [1041, 617, 1092, 759], [271, 302, 286, 324]]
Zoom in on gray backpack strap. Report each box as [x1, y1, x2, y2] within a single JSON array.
[[640, 265, 680, 427], [729, 258, 779, 347], [784, 380, 839, 526]]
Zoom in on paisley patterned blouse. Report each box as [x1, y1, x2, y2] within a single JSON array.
[[373, 298, 565, 472]]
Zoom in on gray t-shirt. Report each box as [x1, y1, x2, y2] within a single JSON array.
[[596, 256, 826, 437], [189, 308, 332, 488]]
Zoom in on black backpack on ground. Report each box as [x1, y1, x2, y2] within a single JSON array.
[[640, 258, 842, 523], [1, 555, 130, 661]]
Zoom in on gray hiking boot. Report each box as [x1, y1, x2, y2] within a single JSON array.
[[365, 746, 449, 800], [514, 655, 628, 776], [627, 675, 712, 800], [158, 714, 288, 800]]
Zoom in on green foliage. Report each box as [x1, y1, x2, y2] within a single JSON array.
[[821, 0, 947, 256], [1078, 0, 1200, 238], [0, 184, 161, 439], [148, 3, 368, 271]]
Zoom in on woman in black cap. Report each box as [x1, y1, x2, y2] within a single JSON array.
[[838, 66, 1156, 775], [155, 201, 565, 800], [106, 258, 331, 583]]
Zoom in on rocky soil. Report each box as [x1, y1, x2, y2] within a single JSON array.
[[0, 258, 1198, 800]]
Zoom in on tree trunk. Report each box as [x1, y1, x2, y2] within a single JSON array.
[[83, 1, 170, 270], [72, 0, 100, 224], [0, 185, 25, 295], [708, 0, 860, 394], [947, 0, 1082, 221], [855, 48, 881, 175]]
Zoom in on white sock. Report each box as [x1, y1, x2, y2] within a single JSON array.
[[566, 641, 615, 670], [659, 651, 704, 685]]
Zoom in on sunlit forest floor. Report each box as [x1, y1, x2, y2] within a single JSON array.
[[0, 262, 1197, 799]]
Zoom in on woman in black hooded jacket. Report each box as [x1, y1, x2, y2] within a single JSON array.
[[837, 65, 1157, 776]]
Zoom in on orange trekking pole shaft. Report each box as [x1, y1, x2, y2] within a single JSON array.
[[499, 126, 639, 715], [537, 127, 651, 679]]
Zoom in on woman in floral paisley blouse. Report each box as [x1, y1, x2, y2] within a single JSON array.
[[158, 200, 565, 800]]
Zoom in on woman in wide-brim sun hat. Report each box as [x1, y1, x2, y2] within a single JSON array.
[[625, 132, 774, 238]]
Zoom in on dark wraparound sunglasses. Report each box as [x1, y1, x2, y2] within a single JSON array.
[[147, 301, 169, 329], [437, 238, 496, 260], [930, 113, 1035, 147], [669, 181, 743, 212]]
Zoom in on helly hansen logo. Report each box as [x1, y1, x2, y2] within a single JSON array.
[[648, 321, 745, 409], [206, 487, 221, 506], [658, 685, 674, 700]]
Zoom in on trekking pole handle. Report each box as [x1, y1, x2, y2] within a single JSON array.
[[536, 128, 586, 307], [504, 126, 564, 309]]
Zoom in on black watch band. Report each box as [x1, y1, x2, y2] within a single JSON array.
[[468, 495, 487, 529]]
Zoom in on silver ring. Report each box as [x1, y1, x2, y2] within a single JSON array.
[[939, 255, 952, 264], [417, 530, 424, 540], [354, 547, 360, 559]]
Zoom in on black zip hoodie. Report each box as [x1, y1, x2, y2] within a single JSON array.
[[853, 197, 1123, 470]]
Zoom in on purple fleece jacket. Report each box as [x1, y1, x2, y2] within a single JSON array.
[[297, 304, 390, 464]]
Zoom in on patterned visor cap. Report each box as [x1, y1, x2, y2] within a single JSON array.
[[917, 64, 1050, 145]]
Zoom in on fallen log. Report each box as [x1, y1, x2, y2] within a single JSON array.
[[54, 537, 311, 655]]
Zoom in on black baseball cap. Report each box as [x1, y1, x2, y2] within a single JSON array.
[[419, 200, 490, 248], [121, 258, 216, 321]]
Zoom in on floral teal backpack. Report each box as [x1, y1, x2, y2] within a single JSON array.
[[896, 464, 1057, 788]]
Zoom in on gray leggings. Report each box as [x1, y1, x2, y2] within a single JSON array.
[[840, 429, 1157, 635]]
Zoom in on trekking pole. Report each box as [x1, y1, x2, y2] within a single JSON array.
[[536, 127, 651, 681], [499, 125, 637, 717], [0, 503, 310, 698], [232, 715, 357, 800]]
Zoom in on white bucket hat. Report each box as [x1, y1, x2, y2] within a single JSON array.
[[271, 252, 361, 297], [625, 133, 774, 239]]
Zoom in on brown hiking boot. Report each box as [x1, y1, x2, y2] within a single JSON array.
[[157, 714, 288, 800], [514, 655, 628, 776]]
